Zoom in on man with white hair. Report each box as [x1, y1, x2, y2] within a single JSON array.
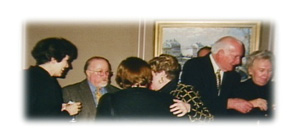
[[181, 36, 253, 118]]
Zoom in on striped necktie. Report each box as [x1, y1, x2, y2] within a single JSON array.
[[215, 69, 222, 96]]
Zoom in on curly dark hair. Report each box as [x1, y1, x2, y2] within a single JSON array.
[[31, 37, 78, 65]]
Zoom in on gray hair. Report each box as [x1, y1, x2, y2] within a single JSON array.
[[211, 36, 243, 54], [246, 50, 273, 70]]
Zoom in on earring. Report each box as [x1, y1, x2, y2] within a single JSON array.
[[158, 77, 164, 84]]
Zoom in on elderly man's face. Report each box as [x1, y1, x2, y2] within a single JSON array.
[[219, 43, 244, 72], [249, 59, 272, 86], [86, 59, 110, 88]]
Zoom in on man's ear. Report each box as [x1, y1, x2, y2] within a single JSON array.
[[218, 49, 225, 56], [214, 49, 224, 60]]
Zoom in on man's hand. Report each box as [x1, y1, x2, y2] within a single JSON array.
[[170, 99, 191, 117], [227, 98, 253, 114]]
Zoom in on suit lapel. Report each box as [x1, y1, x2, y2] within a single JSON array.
[[79, 80, 97, 108], [204, 56, 219, 96]]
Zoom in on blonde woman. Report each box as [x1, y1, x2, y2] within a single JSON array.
[[149, 54, 214, 122]]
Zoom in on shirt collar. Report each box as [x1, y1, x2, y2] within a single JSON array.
[[209, 54, 220, 73], [87, 80, 97, 93], [209, 54, 224, 79]]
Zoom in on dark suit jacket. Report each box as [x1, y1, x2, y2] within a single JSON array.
[[25, 66, 68, 119], [181, 55, 241, 117], [96, 87, 177, 120], [62, 79, 120, 121]]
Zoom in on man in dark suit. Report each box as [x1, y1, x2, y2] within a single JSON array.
[[63, 56, 120, 122], [181, 36, 253, 118]]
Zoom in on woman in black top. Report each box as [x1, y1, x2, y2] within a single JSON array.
[[25, 37, 81, 120], [231, 50, 274, 119], [96, 57, 177, 120], [149, 54, 214, 122]]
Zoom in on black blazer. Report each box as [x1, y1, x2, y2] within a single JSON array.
[[96, 87, 177, 120], [25, 66, 68, 119], [181, 55, 241, 117]]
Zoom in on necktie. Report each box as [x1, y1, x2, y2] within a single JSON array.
[[215, 69, 221, 96], [96, 88, 102, 105]]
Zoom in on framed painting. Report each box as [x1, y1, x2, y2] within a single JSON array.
[[154, 21, 261, 68]]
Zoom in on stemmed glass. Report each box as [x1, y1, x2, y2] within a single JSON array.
[[68, 100, 77, 123]]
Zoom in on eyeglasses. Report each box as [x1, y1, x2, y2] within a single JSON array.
[[87, 69, 112, 76]]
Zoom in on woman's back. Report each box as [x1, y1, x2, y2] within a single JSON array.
[[96, 87, 177, 120]]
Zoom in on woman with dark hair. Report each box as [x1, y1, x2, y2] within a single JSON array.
[[149, 54, 213, 122], [96, 57, 178, 120], [25, 37, 81, 120]]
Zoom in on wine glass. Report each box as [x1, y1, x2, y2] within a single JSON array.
[[68, 100, 77, 123]]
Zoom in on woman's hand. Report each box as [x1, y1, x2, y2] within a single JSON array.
[[169, 99, 190, 117], [249, 98, 268, 111]]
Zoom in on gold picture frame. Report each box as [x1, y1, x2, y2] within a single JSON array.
[[154, 21, 261, 58]]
